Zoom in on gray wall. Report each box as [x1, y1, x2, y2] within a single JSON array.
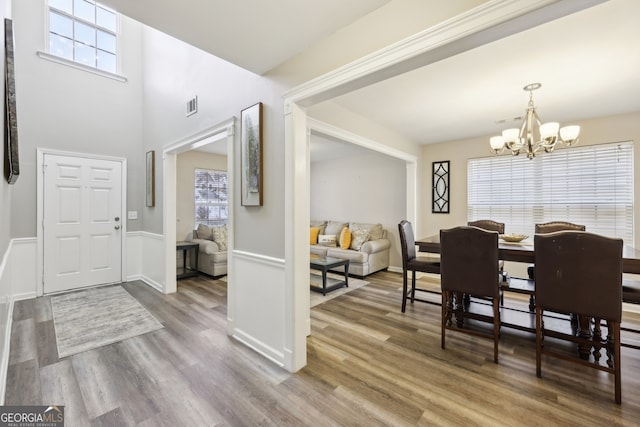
[[10, 0, 144, 237], [310, 136, 406, 269], [140, 26, 287, 257]]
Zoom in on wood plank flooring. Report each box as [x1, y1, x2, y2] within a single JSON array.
[[5, 272, 640, 426]]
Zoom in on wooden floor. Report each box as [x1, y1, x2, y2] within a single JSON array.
[[5, 271, 640, 426]]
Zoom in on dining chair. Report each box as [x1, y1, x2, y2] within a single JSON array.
[[468, 220, 505, 303], [622, 279, 640, 350], [440, 226, 501, 363], [534, 231, 623, 403], [398, 220, 441, 312], [528, 221, 585, 280]]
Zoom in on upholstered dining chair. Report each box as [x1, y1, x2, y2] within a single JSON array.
[[440, 226, 501, 363], [622, 280, 640, 350], [398, 220, 441, 312], [534, 231, 623, 404], [468, 220, 505, 303], [528, 221, 585, 281]]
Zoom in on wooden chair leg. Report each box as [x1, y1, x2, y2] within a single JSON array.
[[536, 306, 543, 377], [493, 296, 500, 364], [614, 321, 621, 404], [401, 269, 408, 313], [410, 270, 416, 302], [441, 292, 446, 350]]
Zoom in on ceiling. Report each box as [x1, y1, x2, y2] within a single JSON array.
[[97, 0, 389, 75], [98, 0, 639, 149]]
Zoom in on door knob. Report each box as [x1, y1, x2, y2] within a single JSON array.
[[115, 225, 121, 230]]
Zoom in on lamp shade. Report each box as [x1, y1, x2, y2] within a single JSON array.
[[539, 122, 559, 139], [560, 125, 580, 141], [490, 136, 505, 150], [502, 128, 520, 144]]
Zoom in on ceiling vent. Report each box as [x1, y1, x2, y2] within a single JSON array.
[[186, 96, 198, 117]]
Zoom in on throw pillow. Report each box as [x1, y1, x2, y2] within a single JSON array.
[[310, 220, 327, 235], [310, 227, 320, 245], [196, 223, 213, 240], [324, 221, 348, 239], [318, 234, 337, 247], [350, 222, 384, 241], [212, 224, 228, 251], [339, 227, 351, 250], [350, 228, 370, 251]]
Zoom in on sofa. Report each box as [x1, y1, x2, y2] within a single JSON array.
[[190, 224, 228, 278], [310, 220, 391, 277]]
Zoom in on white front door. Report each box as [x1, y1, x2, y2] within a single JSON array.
[[43, 154, 123, 294]]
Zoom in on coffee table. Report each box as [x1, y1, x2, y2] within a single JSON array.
[[310, 254, 349, 295]]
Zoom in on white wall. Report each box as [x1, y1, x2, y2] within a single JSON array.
[[11, 0, 144, 237], [310, 136, 406, 269], [176, 150, 227, 241]]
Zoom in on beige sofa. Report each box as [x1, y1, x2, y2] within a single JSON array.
[[310, 220, 390, 277], [191, 224, 227, 278]]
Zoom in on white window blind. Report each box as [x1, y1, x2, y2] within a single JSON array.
[[468, 141, 634, 244], [195, 169, 228, 227]]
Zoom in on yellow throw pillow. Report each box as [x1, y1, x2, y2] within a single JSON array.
[[310, 227, 320, 244], [339, 226, 351, 250]]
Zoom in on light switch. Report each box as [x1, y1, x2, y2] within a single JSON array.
[[127, 211, 138, 220]]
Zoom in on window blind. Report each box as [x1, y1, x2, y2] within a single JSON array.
[[195, 169, 228, 227], [467, 141, 634, 244]]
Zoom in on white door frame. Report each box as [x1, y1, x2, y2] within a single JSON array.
[[282, 0, 602, 371], [36, 148, 127, 297], [162, 118, 235, 300]]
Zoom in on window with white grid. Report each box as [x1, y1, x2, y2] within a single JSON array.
[[48, 0, 118, 73], [195, 169, 228, 227], [467, 141, 634, 244]]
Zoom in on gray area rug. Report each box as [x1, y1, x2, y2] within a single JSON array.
[[51, 285, 163, 358], [310, 274, 369, 308]]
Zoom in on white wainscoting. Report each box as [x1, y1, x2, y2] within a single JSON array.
[[229, 250, 286, 368], [0, 241, 13, 404], [10, 238, 38, 301], [126, 231, 165, 293]]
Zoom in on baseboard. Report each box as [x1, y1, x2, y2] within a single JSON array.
[[128, 274, 164, 293], [387, 266, 402, 274], [13, 292, 36, 302], [0, 295, 15, 405], [231, 328, 285, 369]]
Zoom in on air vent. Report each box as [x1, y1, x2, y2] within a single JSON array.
[[186, 96, 198, 117]]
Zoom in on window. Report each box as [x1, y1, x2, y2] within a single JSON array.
[[195, 169, 228, 227], [48, 0, 117, 73], [468, 141, 634, 244]]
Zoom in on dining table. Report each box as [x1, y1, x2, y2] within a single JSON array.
[[415, 234, 640, 274]]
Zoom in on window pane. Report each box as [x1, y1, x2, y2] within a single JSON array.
[[74, 41, 95, 66], [50, 33, 73, 60], [50, 0, 72, 14], [75, 21, 95, 46], [74, 0, 95, 23], [96, 7, 116, 31], [50, 11, 73, 38], [96, 50, 115, 72], [97, 30, 115, 53]]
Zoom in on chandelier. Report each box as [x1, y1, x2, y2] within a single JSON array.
[[489, 83, 580, 159]]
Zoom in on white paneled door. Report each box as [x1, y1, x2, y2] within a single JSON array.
[[43, 154, 123, 294]]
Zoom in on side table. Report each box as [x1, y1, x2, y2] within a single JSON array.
[[177, 241, 199, 279]]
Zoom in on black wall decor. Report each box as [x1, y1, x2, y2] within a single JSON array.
[[432, 160, 449, 213]]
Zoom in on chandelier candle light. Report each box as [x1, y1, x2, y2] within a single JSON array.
[[489, 83, 580, 159]]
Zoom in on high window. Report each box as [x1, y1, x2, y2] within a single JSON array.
[[48, 0, 117, 73], [195, 169, 228, 227], [468, 141, 634, 244]]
